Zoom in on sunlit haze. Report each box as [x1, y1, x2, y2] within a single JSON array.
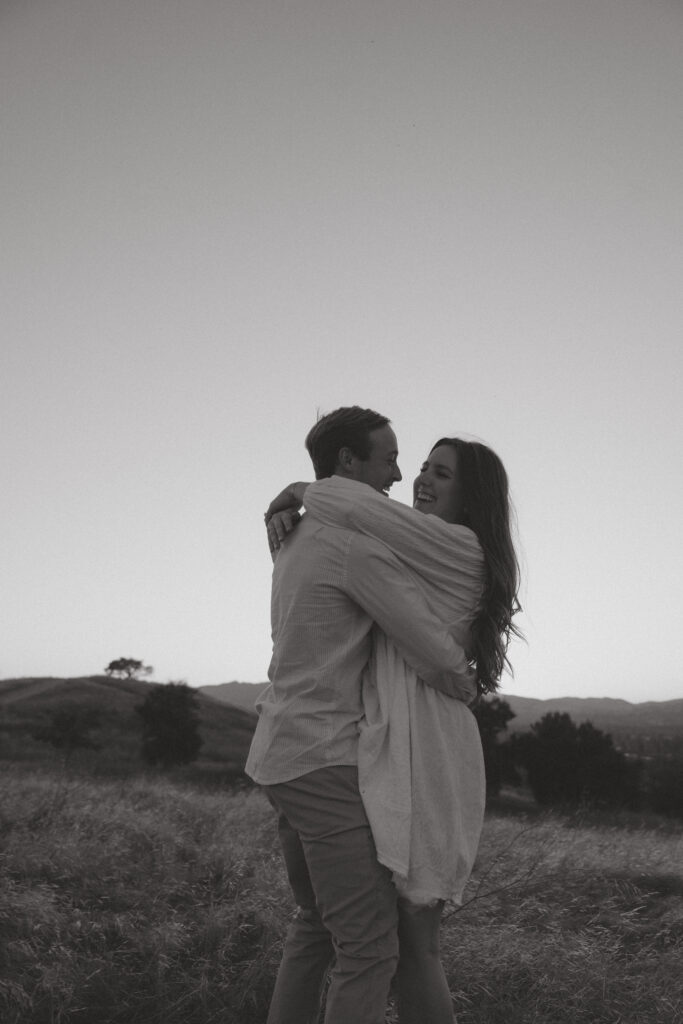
[[2, 0, 682, 702]]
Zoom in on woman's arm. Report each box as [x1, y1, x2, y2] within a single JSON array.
[[264, 482, 309, 522], [263, 476, 485, 599], [303, 476, 484, 592]]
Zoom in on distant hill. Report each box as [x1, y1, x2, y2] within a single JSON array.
[[200, 681, 269, 712], [4, 678, 680, 775], [200, 682, 683, 748], [501, 695, 683, 746], [0, 676, 257, 777]]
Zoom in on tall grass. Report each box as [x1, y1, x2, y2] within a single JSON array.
[[1, 765, 681, 1023]]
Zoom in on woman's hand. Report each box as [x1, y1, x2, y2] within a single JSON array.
[[264, 482, 309, 554], [264, 482, 309, 523], [266, 509, 301, 554]]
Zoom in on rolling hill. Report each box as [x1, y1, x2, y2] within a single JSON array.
[[3, 677, 680, 776], [0, 676, 256, 777], [200, 681, 269, 712], [200, 681, 683, 747], [496, 695, 683, 736]]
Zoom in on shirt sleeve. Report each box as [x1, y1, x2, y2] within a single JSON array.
[[303, 476, 484, 593], [343, 533, 477, 703]]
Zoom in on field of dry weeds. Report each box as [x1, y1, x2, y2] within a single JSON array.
[[1, 766, 681, 1023]]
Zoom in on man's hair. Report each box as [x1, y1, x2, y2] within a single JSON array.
[[305, 406, 390, 479]]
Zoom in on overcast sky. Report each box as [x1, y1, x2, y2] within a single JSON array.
[[2, 0, 682, 702]]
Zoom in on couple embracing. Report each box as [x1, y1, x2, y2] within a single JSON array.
[[246, 405, 521, 1024]]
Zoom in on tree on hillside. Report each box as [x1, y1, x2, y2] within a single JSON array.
[[472, 696, 517, 796], [105, 658, 153, 680], [513, 712, 640, 808], [135, 682, 202, 768], [33, 705, 102, 765]]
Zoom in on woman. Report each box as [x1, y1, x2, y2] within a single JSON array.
[[266, 438, 521, 1024]]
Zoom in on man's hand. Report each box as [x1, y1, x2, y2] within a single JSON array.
[[424, 666, 478, 704]]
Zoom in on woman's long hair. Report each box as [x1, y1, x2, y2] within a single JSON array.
[[431, 438, 523, 694]]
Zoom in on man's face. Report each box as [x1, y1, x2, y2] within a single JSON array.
[[353, 425, 402, 495]]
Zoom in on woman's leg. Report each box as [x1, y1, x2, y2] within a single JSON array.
[[394, 900, 455, 1024]]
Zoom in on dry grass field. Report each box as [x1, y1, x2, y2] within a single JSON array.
[[1, 765, 682, 1024]]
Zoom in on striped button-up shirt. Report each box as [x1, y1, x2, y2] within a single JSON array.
[[245, 508, 475, 786]]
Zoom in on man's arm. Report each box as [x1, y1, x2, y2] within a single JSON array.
[[344, 533, 477, 703]]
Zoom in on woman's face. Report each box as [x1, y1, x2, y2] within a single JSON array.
[[413, 444, 464, 524]]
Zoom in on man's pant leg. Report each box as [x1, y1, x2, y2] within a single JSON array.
[[266, 805, 335, 1024], [264, 766, 399, 1024]]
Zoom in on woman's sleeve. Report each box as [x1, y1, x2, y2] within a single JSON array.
[[303, 476, 483, 588]]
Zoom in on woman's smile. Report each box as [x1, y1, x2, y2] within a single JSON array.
[[412, 445, 464, 523]]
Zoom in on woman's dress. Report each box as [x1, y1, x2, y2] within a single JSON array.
[[303, 476, 486, 905]]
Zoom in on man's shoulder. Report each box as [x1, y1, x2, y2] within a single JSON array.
[[287, 517, 392, 572], [296, 514, 352, 542], [303, 517, 388, 553], [275, 516, 394, 576], [274, 515, 355, 570]]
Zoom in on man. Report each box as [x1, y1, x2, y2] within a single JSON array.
[[246, 406, 474, 1024]]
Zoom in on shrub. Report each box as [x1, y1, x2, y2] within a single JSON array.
[[136, 683, 202, 769], [472, 697, 518, 796], [513, 713, 640, 809]]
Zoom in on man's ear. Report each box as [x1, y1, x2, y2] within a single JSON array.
[[336, 446, 355, 472]]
